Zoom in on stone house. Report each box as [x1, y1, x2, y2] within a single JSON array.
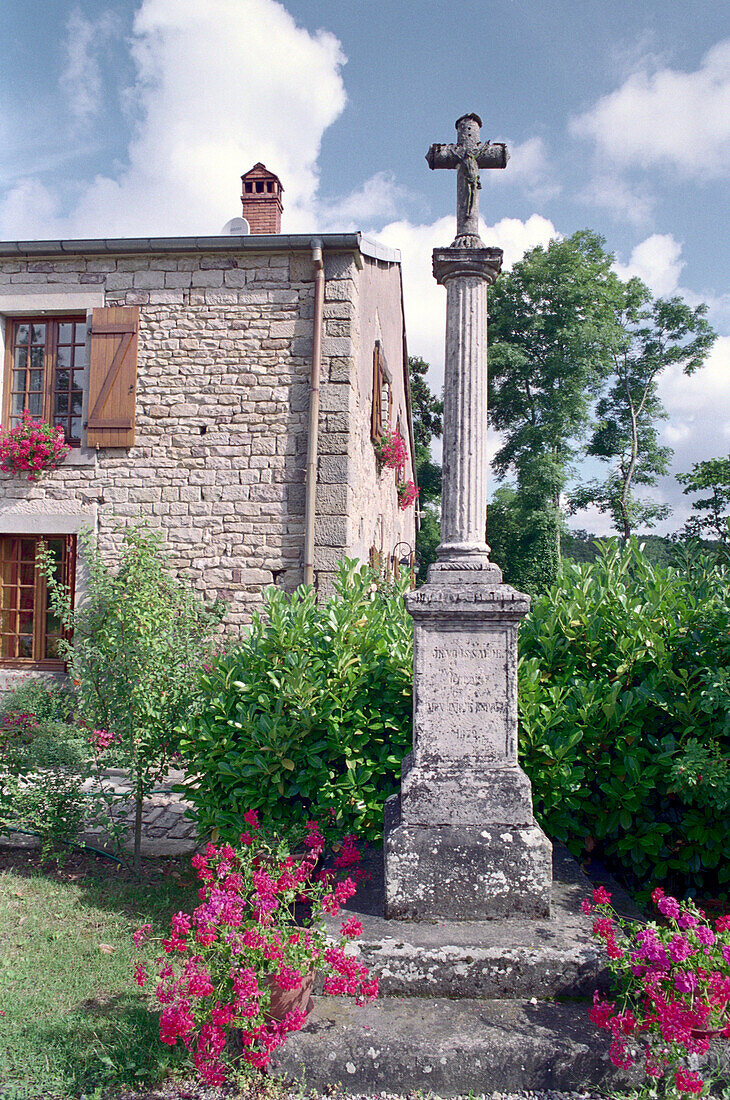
[[0, 166, 416, 682]]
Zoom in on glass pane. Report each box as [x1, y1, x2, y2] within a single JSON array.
[[20, 539, 35, 560], [74, 322, 86, 342], [14, 348, 27, 370], [70, 392, 82, 415], [56, 345, 71, 369], [27, 392, 42, 416], [18, 635, 33, 658], [46, 611, 62, 634], [56, 368, 70, 391], [47, 539, 63, 563], [1, 636, 17, 660], [15, 324, 29, 346], [19, 589, 34, 611], [29, 370, 43, 392], [55, 393, 69, 415], [46, 635, 61, 659], [13, 369, 26, 391], [74, 342, 88, 367], [31, 324, 46, 344], [70, 417, 81, 440], [20, 562, 34, 585], [3, 611, 17, 633], [58, 323, 74, 343], [19, 611, 33, 633], [31, 346, 44, 370], [11, 393, 25, 415]]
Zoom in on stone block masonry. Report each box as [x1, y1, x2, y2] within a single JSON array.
[[0, 240, 415, 653]]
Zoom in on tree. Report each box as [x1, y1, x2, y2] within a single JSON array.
[[678, 456, 730, 544], [571, 279, 716, 540], [40, 526, 224, 872], [408, 356, 443, 579], [488, 229, 624, 566], [487, 477, 561, 596]]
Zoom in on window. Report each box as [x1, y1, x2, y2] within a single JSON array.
[[371, 341, 392, 442], [3, 317, 86, 446], [0, 535, 75, 668]]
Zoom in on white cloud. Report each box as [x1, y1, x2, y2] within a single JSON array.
[[571, 39, 730, 179], [0, 0, 348, 239], [316, 172, 413, 231], [491, 137, 560, 203], [60, 7, 121, 127], [613, 233, 684, 296], [578, 174, 654, 227], [375, 213, 558, 392]]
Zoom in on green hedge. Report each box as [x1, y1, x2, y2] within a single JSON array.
[[180, 561, 413, 843], [518, 540, 730, 898]]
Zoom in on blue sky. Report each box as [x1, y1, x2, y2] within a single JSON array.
[[1, 0, 729, 534]]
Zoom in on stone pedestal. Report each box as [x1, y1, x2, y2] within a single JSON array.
[[383, 231, 552, 922], [384, 581, 552, 920]]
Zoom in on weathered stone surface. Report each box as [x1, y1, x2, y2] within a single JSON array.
[[269, 995, 633, 1095], [385, 794, 552, 920], [427, 113, 509, 247]]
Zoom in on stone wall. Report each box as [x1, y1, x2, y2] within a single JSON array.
[[0, 240, 415, 671]]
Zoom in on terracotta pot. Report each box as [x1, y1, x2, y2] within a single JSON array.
[[264, 969, 316, 1022]]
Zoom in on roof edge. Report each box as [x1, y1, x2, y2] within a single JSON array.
[[0, 232, 401, 264]]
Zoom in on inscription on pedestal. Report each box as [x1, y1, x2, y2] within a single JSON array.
[[414, 625, 516, 763]]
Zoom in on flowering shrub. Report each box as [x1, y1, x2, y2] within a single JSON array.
[[397, 479, 419, 510], [0, 411, 70, 480], [374, 424, 408, 472], [586, 885, 730, 1095], [134, 815, 377, 1086]]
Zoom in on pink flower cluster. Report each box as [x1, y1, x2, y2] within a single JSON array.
[[397, 479, 419, 511], [89, 728, 118, 753], [0, 411, 70, 481], [375, 424, 409, 472], [133, 813, 377, 1085], [585, 885, 730, 1093]]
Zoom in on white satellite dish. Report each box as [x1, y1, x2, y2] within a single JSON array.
[[221, 217, 250, 236]]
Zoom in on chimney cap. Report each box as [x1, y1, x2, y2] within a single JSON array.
[[241, 162, 284, 192]]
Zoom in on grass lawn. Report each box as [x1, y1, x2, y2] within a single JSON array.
[[0, 847, 198, 1100]]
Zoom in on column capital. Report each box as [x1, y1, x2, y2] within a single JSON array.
[[432, 246, 503, 286]]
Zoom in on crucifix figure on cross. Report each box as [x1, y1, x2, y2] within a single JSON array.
[[427, 114, 509, 247]]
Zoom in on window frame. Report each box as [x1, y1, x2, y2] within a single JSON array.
[[0, 534, 76, 671], [371, 340, 393, 444], [2, 315, 87, 448]]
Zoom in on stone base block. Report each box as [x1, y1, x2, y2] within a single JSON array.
[[400, 753, 534, 825], [384, 795, 552, 920]]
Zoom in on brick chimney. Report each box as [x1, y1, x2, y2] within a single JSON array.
[[240, 163, 283, 234]]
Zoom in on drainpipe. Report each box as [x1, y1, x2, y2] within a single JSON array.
[[304, 239, 324, 586]]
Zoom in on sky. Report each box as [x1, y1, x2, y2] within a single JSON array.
[[1, 0, 729, 535]]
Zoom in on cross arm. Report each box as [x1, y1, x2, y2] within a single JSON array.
[[426, 141, 510, 171]]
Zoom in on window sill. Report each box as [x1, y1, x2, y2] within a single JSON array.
[[62, 447, 97, 468]]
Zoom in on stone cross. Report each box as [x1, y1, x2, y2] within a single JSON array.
[[427, 113, 509, 246], [383, 114, 552, 922]]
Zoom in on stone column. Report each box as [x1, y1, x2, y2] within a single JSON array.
[[383, 246, 552, 922]]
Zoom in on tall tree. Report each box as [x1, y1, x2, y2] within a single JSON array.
[[677, 456, 730, 544], [571, 280, 716, 540], [488, 230, 624, 567], [408, 356, 443, 579]]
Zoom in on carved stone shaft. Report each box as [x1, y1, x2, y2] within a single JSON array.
[[433, 248, 503, 567]]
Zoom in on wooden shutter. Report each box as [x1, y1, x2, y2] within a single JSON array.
[[371, 342, 384, 441], [87, 306, 139, 448]]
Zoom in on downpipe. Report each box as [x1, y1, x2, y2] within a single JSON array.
[[304, 240, 324, 587]]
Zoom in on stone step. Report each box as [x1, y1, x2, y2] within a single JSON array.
[[269, 995, 626, 1095], [329, 843, 642, 1000]]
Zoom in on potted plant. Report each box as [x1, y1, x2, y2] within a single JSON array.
[[397, 478, 419, 510], [585, 885, 730, 1095], [134, 815, 377, 1086], [0, 411, 70, 480], [374, 423, 408, 472]]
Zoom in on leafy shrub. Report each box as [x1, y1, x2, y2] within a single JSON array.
[[180, 561, 413, 843], [40, 525, 225, 870], [518, 539, 730, 898], [0, 691, 86, 861]]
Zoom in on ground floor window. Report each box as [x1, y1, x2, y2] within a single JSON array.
[[0, 535, 76, 668]]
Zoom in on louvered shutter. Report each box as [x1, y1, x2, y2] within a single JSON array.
[[371, 342, 384, 441], [86, 306, 139, 448]]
